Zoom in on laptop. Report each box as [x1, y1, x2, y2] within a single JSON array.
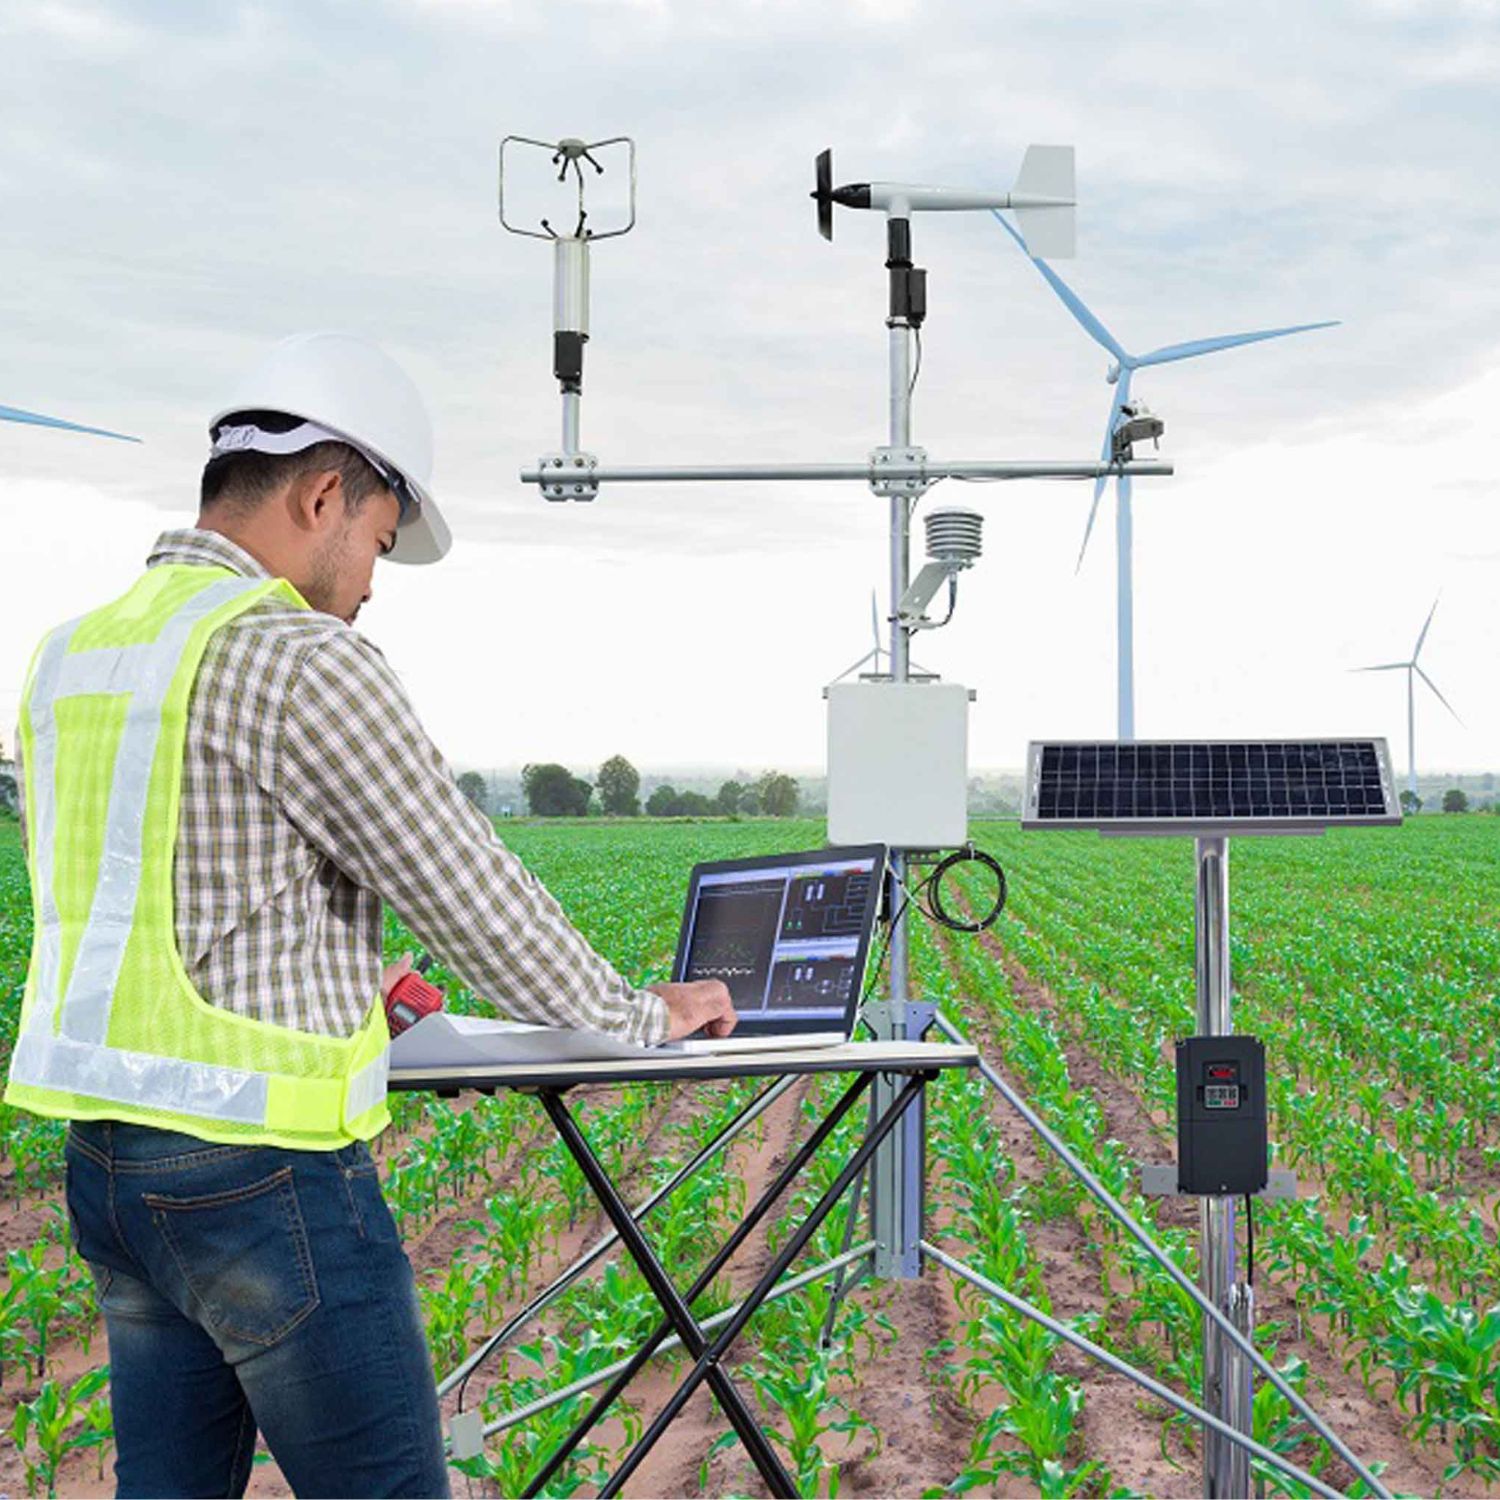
[[661, 844, 887, 1056]]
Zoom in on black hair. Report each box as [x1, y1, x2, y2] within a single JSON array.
[[200, 410, 389, 516]]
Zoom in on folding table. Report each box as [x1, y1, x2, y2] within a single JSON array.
[[389, 1039, 978, 1498]]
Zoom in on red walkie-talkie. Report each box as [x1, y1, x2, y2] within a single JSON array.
[[385, 953, 445, 1037]]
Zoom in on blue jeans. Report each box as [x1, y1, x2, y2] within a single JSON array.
[[64, 1120, 450, 1499]]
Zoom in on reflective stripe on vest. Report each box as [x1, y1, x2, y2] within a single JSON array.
[[6, 569, 390, 1142], [25, 578, 252, 1049]]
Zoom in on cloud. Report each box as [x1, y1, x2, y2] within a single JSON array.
[[1, 0, 1497, 768]]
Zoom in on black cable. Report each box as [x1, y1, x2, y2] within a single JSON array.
[[908, 327, 923, 398], [930, 574, 958, 629], [922, 844, 1007, 933], [860, 885, 912, 1007], [1244, 1194, 1255, 1285]]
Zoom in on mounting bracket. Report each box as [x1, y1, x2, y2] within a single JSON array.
[[537, 451, 599, 501], [868, 446, 931, 498], [1138, 1164, 1299, 1200]]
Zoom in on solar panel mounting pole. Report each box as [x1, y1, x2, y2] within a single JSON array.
[[1023, 741, 1402, 1499], [1194, 836, 1252, 1498]]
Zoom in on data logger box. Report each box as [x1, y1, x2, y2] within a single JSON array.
[[1175, 1035, 1268, 1196], [827, 681, 969, 849]]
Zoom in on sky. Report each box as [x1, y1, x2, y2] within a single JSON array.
[[1, 0, 1497, 780]]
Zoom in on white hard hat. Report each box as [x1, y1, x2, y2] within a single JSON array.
[[209, 332, 450, 565]]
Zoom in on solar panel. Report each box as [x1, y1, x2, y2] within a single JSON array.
[[1022, 739, 1401, 835]]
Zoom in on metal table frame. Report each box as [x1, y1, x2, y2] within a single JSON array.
[[390, 1042, 971, 1498]]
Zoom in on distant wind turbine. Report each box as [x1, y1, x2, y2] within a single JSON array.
[[1355, 597, 1461, 802], [992, 211, 1336, 740], [1, 402, 138, 443], [828, 589, 935, 684]]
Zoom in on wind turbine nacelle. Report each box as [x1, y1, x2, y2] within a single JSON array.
[[816, 145, 1075, 257]]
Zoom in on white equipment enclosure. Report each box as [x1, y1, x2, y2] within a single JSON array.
[[827, 682, 969, 849]]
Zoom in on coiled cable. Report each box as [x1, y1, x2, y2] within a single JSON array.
[[920, 843, 1007, 932]]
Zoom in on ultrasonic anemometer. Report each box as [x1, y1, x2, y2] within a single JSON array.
[[488, 133, 1389, 1500]]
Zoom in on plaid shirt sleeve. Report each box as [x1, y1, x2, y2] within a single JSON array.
[[277, 631, 670, 1046]]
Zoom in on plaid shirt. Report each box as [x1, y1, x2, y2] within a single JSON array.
[[15, 528, 668, 1045]]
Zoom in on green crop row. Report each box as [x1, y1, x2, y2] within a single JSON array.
[[958, 817, 1499, 1487]]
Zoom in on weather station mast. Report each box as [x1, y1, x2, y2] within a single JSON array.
[[499, 130, 1167, 1280], [487, 135, 1392, 1500]]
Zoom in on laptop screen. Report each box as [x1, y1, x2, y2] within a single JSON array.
[[672, 845, 886, 1033]]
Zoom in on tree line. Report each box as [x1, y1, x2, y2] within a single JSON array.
[[455, 756, 800, 819]]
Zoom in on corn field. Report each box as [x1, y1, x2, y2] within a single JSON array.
[[1, 813, 1496, 1497]]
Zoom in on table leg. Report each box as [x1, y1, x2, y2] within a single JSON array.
[[524, 1071, 876, 1498], [602, 1071, 933, 1498], [536, 1088, 799, 1498]]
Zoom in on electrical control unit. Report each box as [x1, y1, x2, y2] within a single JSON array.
[[827, 681, 969, 849], [1175, 1035, 1268, 1196]]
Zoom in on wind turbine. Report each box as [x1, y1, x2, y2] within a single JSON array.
[[991, 211, 1336, 740], [1, 402, 138, 442], [828, 589, 937, 684], [1355, 597, 1461, 803]]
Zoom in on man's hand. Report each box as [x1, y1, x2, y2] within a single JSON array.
[[381, 953, 415, 1000], [647, 980, 738, 1042]]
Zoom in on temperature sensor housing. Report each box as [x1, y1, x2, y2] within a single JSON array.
[[1175, 1035, 1268, 1195]]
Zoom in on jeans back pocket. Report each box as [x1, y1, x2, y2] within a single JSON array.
[[144, 1165, 320, 1351]]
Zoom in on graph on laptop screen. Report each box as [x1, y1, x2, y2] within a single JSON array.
[[674, 848, 884, 1027]]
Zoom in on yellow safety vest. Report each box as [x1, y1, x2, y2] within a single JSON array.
[[3, 564, 390, 1150]]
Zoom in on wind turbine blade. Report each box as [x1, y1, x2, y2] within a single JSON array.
[[1076, 484, 1106, 575], [1415, 664, 1462, 725], [0, 403, 140, 443], [1135, 321, 1339, 369], [1412, 595, 1440, 660], [870, 589, 881, 653], [1077, 374, 1132, 573], [990, 210, 1129, 365], [1353, 662, 1409, 673]]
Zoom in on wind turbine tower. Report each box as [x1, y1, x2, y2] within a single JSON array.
[[992, 213, 1335, 740], [1356, 598, 1461, 802]]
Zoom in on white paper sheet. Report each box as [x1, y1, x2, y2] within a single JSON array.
[[388, 1012, 674, 1069]]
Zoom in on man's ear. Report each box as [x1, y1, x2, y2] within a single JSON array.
[[287, 469, 344, 536]]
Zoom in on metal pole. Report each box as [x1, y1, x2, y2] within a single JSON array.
[[1407, 668, 1416, 801], [932, 1009, 1390, 1499], [869, 308, 925, 1279], [1116, 474, 1135, 741], [1195, 836, 1251, 1499], [520, 458, 1175, 484], [554, 233, 588, 458], [920, 1243, 1342, 1500]]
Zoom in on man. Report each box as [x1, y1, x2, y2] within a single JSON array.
[[5, 332, 734, 1498]]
